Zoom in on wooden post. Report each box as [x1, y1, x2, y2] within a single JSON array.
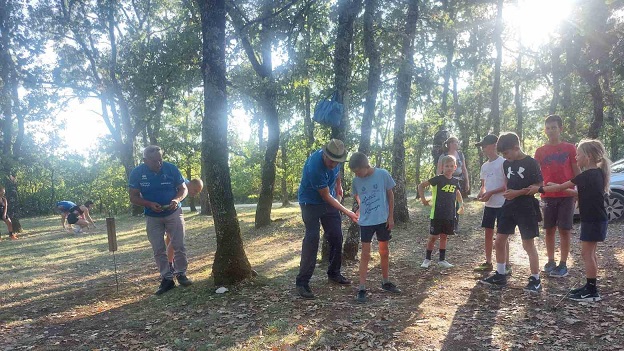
[[106, 217, 119, 292], [106, 217, 118, 252]]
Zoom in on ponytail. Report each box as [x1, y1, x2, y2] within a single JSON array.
[[598, 156, 611, 194]]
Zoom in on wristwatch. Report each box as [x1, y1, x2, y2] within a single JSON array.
[[538, 186, 545, 194]]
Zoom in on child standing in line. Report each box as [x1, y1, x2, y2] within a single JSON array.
[[418, 155, 463, 269], [349, 152, 401, 303], [474, 134, 511, 275], [0, 187, 16, 240], [481, 132, 543, 292], [528, 139, 610, 302], [534, 115, 581, 277]]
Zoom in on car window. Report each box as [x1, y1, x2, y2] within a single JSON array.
[[613, 159, 624, 173]]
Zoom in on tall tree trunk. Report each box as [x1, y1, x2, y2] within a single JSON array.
[[549, 45, 563, 115], [343, 0, 381, 261], [392, 0, 419, 223], [303, 12, 315, 154], [280, 136, 290, 207], [321, 0, 362, 262], [489, 0, 503, 135], [515, 43, 523, 141], [198, 0, 252, 285], [200, 161, 212, 215], [4, 175, 21, 232]]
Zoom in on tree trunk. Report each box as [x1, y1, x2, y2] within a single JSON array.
[[303, 13, 315, 154], [489, 0, 503, 135], [198, 0, 252, 285], [4, 175, 21, 233], [515, 43, 523, 141], [549, 45, 562, 115], [343, 0, 380, 261], [392, 0, 419, 224], [280, 136, 290, 207]]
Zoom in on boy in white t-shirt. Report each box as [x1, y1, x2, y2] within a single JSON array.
[[474, 135, 511, 274]]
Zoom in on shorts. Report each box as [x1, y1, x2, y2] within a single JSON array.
[[542, 197, 575, 230], [430, 219, 455, 236], [360, 223, 391, 243], [580, 221, 607, 242], [67, 213, 79, 224], [481, 206, 502, 229], [497, 212, 540, 240]]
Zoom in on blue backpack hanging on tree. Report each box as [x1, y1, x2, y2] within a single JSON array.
[[313, 91, 343, 128]]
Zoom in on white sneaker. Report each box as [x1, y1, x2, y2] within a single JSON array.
[[438, 260, 454, 268], [421, 259, 431, 268]]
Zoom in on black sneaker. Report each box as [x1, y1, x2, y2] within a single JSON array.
[[177, 274, 193, 287], [569, 285, 587, 295], [523, 276, 542, 293], [480, 272, 507, 287], [543, 261, 556, 274], [155, 278, 176, 295], [357, 289, 367, 303], [568, 286, 601, 302], [296, 285, 315, 299], [328, 275, 351, 285], [381, 282, 401, 294]]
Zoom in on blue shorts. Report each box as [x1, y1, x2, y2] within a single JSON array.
[[360, 223, 391, 243], [430, 219, 455, 236], [580, 221, 607, 242], [481, 206, 502, 229]]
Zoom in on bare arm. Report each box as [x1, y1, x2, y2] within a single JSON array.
[[418, 181, 431, 206], [129, 188, 162, 212], [528, 180, 576, 194], [170, 183, 188, 208], [81, 206, 95, 227], [3, 198, 7, 218], [335, 176, 344, 203], [318, 187, 357, 222]]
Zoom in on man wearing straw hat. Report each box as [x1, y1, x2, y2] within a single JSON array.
[[295, 139, 359, 299]]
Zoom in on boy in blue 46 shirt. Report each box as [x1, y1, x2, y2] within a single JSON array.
[[349, 152, 401, 303]]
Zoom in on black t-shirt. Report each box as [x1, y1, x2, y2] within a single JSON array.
[[571, 168, 607, 222], [428, 175, 460, 220], [502, 156, 543, 213]]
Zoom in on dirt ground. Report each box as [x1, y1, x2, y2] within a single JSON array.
[[1, 200, 623, 351]]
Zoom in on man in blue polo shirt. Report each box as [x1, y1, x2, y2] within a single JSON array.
[[129, 145, 192, 295], [56, 200, 76, 230], [296, 139, 359, 299]]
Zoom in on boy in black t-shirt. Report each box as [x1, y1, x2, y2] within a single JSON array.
[[418, 155, 464, 269], [481, 132, 544, 293]]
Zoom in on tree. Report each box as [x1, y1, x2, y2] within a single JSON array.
[[197, 0, 253, 285], [392, 0, 419, 223], [489, 0, 504, 135]]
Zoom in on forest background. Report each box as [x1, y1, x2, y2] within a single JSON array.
[[2, 0, 624, 280]]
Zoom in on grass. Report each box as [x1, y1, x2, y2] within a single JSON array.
[[1, 200, 624, 350]]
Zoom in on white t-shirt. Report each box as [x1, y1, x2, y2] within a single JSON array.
[[480, 156, 506, 208]]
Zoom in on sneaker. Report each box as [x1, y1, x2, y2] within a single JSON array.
[[356, 289, 367, 303], [505, 264, 513, 276], [328, 274, 351, 285], [155, 278, 176, 295], [438, 260, 454, 269], [549, 264, 569, 278], [381, 282, 401, 294], [176, 274, 193, 287], [523, 276, 542, 293], [296, 285, 315, 299], [569, 285, 587, 295], [420, 259, 431, 268], [543, 261, 556, 274], [568, 287, 601, 302], [480, 272, 507, 287], [474, 262, 493, 272]]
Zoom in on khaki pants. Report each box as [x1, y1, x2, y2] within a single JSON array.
[[146, 207, 187, 280]]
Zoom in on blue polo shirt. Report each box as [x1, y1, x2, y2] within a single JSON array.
[[298, 149, 339, 205], [128, 162, 185, 217], [57, 201, 76, 211]]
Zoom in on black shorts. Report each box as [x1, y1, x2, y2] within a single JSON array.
[[481, 206, 502, 229], [360, 223, 391, 243], [497, 212, 540, 240], [542, 197, 575, 230], [580, 221, 607, 242], [67, 213, 79, 224], [430, 219, 455, 236]]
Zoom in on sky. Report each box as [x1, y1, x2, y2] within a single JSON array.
[[58, 0, 572, 156]]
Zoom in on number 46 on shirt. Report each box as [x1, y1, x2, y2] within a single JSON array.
[[441, 184, 457, 193]]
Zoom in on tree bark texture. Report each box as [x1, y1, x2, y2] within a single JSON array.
[[392, 0, 419, 223], [198, 0, 252, 285], [489, 0, 503, 135]]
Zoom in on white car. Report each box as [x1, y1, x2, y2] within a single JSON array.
[[607, 158, 624, 221]]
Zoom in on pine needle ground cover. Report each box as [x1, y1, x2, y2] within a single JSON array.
[[1, 201, 623, 350]]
